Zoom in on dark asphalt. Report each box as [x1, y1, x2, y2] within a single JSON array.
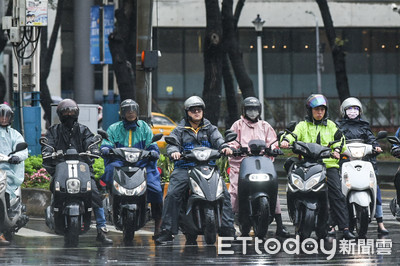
[[2, 186, 400, 265]]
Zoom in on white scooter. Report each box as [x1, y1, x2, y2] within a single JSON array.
[[0, 142, 29, 241], [340, 131, 386, 238]]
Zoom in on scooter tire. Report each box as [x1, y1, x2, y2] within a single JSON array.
[[64, 216, 80, 247], [123, 210, 136, 246], [297, 208, 314, 240], [253, 197, 269, 239], [204, 207, 217, 245], [355, 204, 369, 238]]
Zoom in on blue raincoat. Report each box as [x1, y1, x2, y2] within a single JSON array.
[[0, 126, 28, 199]]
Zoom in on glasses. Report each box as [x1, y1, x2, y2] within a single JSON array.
[[346, 106, 360, 111], [189, 107, 203, 113]]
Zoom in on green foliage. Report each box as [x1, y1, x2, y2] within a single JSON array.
[[216, 157, 230, 183], [157, 154, 174, 183], [93, 157, 105, 180], [24, 155, 44, 177]]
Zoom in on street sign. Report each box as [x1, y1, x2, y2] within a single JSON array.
[[103, 5, 114, 64], [90, 6, 100, 64], [90, 5, 114, 65]]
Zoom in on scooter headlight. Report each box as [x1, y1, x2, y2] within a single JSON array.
[[305, 173, 322, 190], [249, 173, 270, 182], [66, 178, 81, 194], [114, 180, 146, 196], [291, 174, 304, 190], [191, 149, 212, 161], [348, 146, 366, 159], [0, 170, 6, 193], [124, 151, 141, 163], [189, 177, 205, 198], [216, 178, 224, 198]]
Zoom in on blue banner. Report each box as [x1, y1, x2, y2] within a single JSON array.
[[103, 5, 114, 64], [90, 6, 100, 64]]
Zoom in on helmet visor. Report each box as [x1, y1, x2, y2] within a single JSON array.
[[121, 105, 138, 117], [308, 95, 327, 109], [0, 112, 11, 126], [59, 107, 79, 118]]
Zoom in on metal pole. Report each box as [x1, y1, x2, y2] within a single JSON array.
[[256, 33, 264, 120], [315, 16, 322, 93], [103, 0, 109, 103]]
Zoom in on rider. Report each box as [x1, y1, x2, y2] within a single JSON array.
[[155, 96, 236, 245], [228, 97, 290, 237], [100, 99, 163, 237], [336, 97, 389, 234], [390, 126, 400, 220], [280, 94, 356, 239], [41, 99, 113, 245], [0, 104, 28, 246]]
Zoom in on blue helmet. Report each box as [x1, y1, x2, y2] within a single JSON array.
[[305, 94, 328, 119]]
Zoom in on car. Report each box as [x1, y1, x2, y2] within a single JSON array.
[[151, 112, 177, 148]]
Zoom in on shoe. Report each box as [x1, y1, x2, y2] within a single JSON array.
[[185, 234, 197, 245], [328, 226, 336, 236], [343, 229, 356, 240], [0, 234, 10, 246], [377, 227, 389, 235], [275, 226, 290, 238], [155, 230, 174, 245], [96, 227, 113, 245]]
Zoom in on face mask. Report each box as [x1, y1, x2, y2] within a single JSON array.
[[346, 107, 360, 119], [61, 116, 77, 129], [245, 110, 259, 121]]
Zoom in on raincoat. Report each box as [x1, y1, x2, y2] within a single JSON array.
[[101, 120, 162, 203], [228, 116, 279, 213], [0, 126, 28, 199]]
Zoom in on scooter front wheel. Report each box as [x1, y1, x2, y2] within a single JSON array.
[[123, 210, 136, 245], [253, 197, 270, 239], [355, 204, 369, 238], [203, 207, 217, 245], [64, 216, 80, 247], [296, 208, 314, 240]]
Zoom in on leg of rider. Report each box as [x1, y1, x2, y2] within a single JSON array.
[[275, 197, 290, 237], [395, 170, 400, 206], [91, 178, 113, 245], [228, 165, 239, 214], [220, 183, 236, 237], [326, 168, 354, 239], [375, 185, 388, 233], [156, 168, 189, 243]]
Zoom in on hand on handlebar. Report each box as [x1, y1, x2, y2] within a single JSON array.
[[221, 147, 233, 156], [332, 151, 340, 159], [149, 150, 160, 160], [280, 140, 290, 149], [171, 152, 181, 160], [8, 156, 21, 164], [374, 146, 383, 153]]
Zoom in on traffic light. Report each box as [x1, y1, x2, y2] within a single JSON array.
[[141, 50, 158, 70]]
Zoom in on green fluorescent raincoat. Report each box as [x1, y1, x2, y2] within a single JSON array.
[[281, 118, 346, 169]]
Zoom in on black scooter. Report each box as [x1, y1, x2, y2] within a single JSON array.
[[233, 139, 282, 239], [283, 127, 340, 240], [41, 134, 103, 247], [165, 132, 237, 245], [99, 132, 163, 245]]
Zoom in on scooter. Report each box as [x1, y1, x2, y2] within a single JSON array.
[[0, 142, 29, 241], [41, 134, 103, 247], [340, 131, 386, 238], [283, 128, 338, 240], [165, 132, 237, 245], [233, 139, 281, 239], [99, 132, 163, 245]]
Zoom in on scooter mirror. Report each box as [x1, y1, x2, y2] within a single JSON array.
[[376, 131, 387, 140], [286, 121, 297, 132], [39, 137, 48, 145], [97, 129, 109, 140], [224, 132, 237, 143], [387, 136, 400, 145], [165, 136, 179, 146], [152, 133, 163, 143], [334, 130, 343, 141], [15, 142, 28, 152], [277, 131, 284, 139], [224, 129, 233, 137]]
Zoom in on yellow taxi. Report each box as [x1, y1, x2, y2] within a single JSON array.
[[151, 112, 177, 148]]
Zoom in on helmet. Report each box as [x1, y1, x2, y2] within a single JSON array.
[[340, 97, 363, 118], [305, 94, 328, 120], [184, 96, 205, 111], [120, 99, 139, 120], [56, 99, 79, 121], [0, 104, 14, 126], [242, 97, 261, 120]]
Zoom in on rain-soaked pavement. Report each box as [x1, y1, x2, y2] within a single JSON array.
[[2, 186, 400, 265]]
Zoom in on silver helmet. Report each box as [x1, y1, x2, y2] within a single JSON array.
[[184, 96, 205, 111], [340, 97, 363, 118], [0, 104, 14, 126]]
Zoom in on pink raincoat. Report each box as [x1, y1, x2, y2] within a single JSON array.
[[228, 116, 281, 214]]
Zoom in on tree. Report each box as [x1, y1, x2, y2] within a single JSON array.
[[316, 0, 350, 102]]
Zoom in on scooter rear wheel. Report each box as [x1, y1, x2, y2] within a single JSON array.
[[253, 197, 269, 239]]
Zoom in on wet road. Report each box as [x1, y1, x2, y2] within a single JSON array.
[[2, 186, 400, 265]]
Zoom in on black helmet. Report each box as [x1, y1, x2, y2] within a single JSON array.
[[305, 94, 328, 119], [184, 96, 205, 111], [0, 104, 14, 127], [242, 97, 262, 121], [120, 99, 139, 120], [56, 99, 79, 122]]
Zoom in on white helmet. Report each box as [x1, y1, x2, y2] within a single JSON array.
[[340, 97, 363, 118]]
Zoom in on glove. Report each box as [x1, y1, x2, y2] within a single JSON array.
[[149, 150, 160, 160], [392, 147, 400, 158], [101, 147, 110, 156], [8, 156, 21, 164]]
